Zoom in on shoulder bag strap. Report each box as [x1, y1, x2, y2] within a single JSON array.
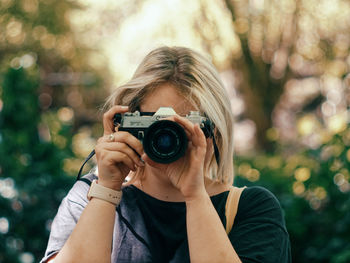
[[225, 186, 246, 234]]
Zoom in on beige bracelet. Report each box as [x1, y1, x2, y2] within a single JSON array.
[[87, 180, 122, 205]]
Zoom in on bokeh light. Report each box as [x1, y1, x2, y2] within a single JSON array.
[[57, 107, 74, 123], [0, 178, 18, 199], [294, 167, 311, 182], [19, 252, 34, 263], [0, 217, 9, 234]]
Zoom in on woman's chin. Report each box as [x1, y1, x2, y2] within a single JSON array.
[[142, 154, 168, 169]]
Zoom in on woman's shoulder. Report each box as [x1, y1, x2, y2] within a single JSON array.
[[241, 185, 280, 204], [230, 186, 291, 262], [237, 186, 286, 225], [66, 171, 98, 205]]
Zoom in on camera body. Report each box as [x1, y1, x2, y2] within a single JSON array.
[[113, 107, 213, 163]]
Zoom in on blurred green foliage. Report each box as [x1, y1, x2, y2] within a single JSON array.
[[0, 0, 107, 261], [0, 68, 75, 263], [1, 0, 350, 262]]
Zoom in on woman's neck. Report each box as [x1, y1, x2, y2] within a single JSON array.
[[136, 165, 185, 202], [133, 165, 230, 202]]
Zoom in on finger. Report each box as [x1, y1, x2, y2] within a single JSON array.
[[193, 123, 207, 148], [97, 133, 116, 144], [100, 141, 145, 167], [98, 131, 144, 157], [103, 105, 129, 136], [101, 149, 138, 172], [173, 116, 206, 148], [113, 131, 144, 156], [173, 115, 197, 138], [162, 116, 192, 138], [141, 153, 153, 165]]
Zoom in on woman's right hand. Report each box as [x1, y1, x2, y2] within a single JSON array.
[[95, 105, 144, 190]]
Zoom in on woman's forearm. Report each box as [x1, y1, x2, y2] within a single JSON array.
[[54, 198, 116, 263], [186, 193, 242, 263]]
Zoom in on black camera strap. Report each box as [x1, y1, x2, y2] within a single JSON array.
[[76, 149, 95, 180], [212, 136, 220, 165]]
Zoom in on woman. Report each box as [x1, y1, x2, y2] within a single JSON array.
[[41, 46, 291, 262]]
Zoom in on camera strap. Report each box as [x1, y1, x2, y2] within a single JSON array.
[[76, 149, 95, 180], [212, 136, 220, 165]]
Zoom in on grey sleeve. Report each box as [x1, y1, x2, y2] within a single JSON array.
[[40, 178, 92, 263]]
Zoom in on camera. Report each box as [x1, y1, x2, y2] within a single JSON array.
[[113, 107, 214, 164]]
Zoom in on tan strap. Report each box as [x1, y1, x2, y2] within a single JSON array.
[[225, 186, 246, 234]]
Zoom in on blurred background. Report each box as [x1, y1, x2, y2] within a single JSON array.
[[0, 0, 350, 262]]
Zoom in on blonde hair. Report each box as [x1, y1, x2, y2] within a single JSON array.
[[105, 46, 234, 185]]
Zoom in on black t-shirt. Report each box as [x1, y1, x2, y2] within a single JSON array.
[[130, 185, 291, 263]]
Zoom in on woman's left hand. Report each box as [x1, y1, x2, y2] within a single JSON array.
[[142, 115, 208, 200]]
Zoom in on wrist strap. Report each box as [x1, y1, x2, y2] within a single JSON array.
[[87, 179, 122, 205]]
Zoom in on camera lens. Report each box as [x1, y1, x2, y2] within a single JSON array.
[[155, 132, 175, 153], [144, 120, 187, 163]]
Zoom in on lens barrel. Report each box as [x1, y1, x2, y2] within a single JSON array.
[[143, 120, 187, 163]]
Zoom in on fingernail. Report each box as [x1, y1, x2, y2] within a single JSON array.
[[140, 155, 146, 164], [121, 106, 129, 109]]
